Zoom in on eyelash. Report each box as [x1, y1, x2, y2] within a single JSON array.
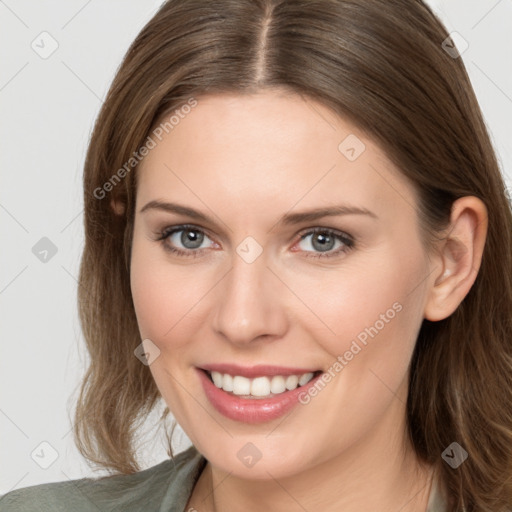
[[154, 224, 355, 260]]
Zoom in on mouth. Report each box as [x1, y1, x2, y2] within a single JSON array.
[[195, 364, 325, 423], [201, 368, 323, 399]]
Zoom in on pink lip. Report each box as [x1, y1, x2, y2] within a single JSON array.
[[196, 367, 323, 424], [199, 363, 319, 378]]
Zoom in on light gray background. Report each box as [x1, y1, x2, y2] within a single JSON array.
[[1, 0, 511, 494]]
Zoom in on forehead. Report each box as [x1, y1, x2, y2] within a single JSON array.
[[136, 91, 417, 222]]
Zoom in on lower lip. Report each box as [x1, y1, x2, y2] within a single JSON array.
[[197, 368, 323, 423]]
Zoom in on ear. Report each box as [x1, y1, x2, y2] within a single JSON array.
[[424, 196, 488, 322], [110, 198, 126, 216]]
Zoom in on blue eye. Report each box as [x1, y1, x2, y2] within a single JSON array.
[[155, 224, 355, 259], [296, 228, 354, 259], [156, 224, 214, 258]]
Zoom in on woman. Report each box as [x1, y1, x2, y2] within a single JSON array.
[[2, 0, 511, 511]]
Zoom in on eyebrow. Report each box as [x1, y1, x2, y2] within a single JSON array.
[[139, 200, 378, 226]]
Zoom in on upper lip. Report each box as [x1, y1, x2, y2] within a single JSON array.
[[199, 363, 321, 378]]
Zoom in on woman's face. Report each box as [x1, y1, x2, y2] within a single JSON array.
[[130, 90, 436, 479]]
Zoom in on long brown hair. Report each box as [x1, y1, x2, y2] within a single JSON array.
[[74, 1, 512, 510]]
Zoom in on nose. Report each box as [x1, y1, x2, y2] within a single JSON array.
[[211, 248, 288, 346]]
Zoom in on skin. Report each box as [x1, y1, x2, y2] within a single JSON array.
[[126, 89, 488, 512]]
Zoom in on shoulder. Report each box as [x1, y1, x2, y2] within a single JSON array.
[[0, 445, 205, 512]]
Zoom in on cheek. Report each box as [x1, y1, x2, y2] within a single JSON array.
[[130, 235, 174, 338], [299, 247, 427, 387], [285, 263, 426, 447], [130, 262, 169, 339], [130, 239, 215, 351]]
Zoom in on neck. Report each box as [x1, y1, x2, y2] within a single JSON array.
[[188, 387, 435, 512]]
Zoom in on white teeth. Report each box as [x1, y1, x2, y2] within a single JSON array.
[[223, 373, 233, 392], [208, 370, 317, 397], [232, 376, 251, 395], [285, 374, 299, 390], [251, 377, 271, 397], [270, 376, 286, 394], [298, 372, 314, 386], [211, 371, 223, 388]]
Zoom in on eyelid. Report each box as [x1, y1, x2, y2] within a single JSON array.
[[156, 223, 218, 250], [292, 226, 354, 258], [155, 223, 355, 259], [296, 225, 353, 242], [156, 223, 352, 242]]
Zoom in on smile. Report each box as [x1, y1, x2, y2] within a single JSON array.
[[207, 370, 318, 397], [196, 364, 324, 423]]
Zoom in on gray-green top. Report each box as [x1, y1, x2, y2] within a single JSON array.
[[0, 445, 205, 512], [0, 445, 448, 511]]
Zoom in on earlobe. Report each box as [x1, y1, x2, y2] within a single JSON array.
[[424, 196, 488, 322], [110, 198, 126, 216]]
